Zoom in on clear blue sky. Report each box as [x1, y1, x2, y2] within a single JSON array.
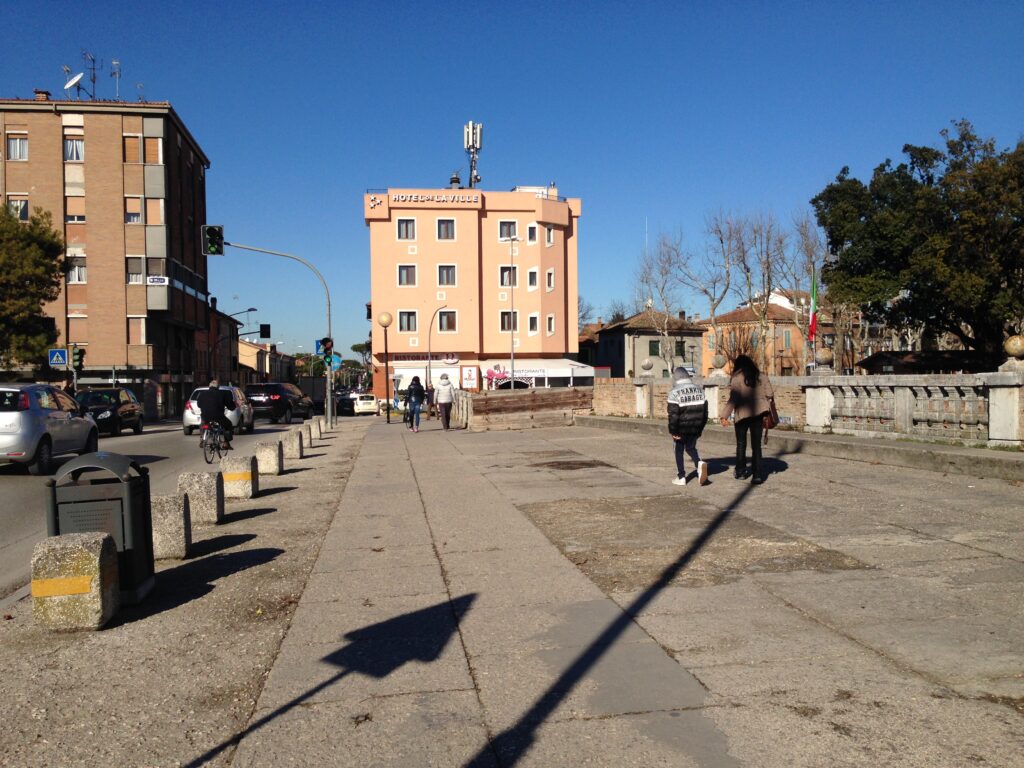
[[5, 1, 1023, 355]]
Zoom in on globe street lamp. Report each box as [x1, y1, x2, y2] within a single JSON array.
[[378, 311, 393, 424]]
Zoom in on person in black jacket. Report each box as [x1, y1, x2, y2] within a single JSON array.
[[196, 380, 236, 444], [667, 367, 708, 486], [406, 375, 426, 433]]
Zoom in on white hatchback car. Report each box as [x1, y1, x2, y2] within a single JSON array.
[[182, 385, 255, 435], [352, 394, 378, 415]]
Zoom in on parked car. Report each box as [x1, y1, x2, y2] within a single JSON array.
[[75, 387, 143, 436], [0, 383, 99, 475], [183, 385, 254, 435], [353, 394, 378, 415], [337, 392, 356, 416], [244, 382, 314, 423]]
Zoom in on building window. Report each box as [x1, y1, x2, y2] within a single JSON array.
[[546, 314, 555, 335], [63, 137, 84, 162], [126, 257, 144, 284], [128, 317, 146, 345], [499, 220, 517, 240], [499, 265, 518, 287], [5, 135, 27, 161], [648, 340, 660, 357], [146, 199, 164, 225], [398, 311, 417, 332], [675, 340, 685, 356], [527, 269, 538, 290], [67, 257, 87, 284], [527, 224, 537, 243], [437, 219, 455, 240], [546, 226, 554, 245], [65, 196, 86, 223], [7, 197, 28, 221], [438, 310, 457, 332], [437, 265, 456, 286], [708, 332, 716, 350], [662, 369, 671, 378], [398, 264, 417, 286], [123, 135, 141, 163], [125, 197, 143, 223], [147, 258, 166, 277], [144, 137, 162, 164], [545, 268, 555, 291], [783, 330, 792, 349], [500, 311, 518, 332], [528, 314, 539, 334], [397, 218, 416, 240]]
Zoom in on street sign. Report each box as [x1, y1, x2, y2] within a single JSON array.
[[314, 339, 323, 354], [330, 353, 342, 371], [48, 349, 68, 367]]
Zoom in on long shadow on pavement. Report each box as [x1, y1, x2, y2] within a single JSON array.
[[463, 445, 801, 767], [183, 593, 477, 767]]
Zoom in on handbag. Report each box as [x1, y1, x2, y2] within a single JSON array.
[[762, 397, 779, 442]]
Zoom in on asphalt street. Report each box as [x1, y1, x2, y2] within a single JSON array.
[[0, 417, 302, 600]]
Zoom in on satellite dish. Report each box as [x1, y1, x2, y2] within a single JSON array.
[[64, 72, 84, 90]]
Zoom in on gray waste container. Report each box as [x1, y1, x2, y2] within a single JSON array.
[[46, 452, 155, 604]]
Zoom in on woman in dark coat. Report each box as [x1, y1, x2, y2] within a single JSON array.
[[406, 375, 426, 432], [719, 355, 775, 484]]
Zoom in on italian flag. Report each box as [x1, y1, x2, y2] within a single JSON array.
[[808, 269, 818, 342]]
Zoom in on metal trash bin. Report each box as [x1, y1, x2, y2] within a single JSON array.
[[45, 452, 155, 604]]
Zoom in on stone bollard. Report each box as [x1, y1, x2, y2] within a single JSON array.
[[301, 422, 314, 448], [221, 454, 260, 499], [178, 472, 225, 525], [31, 532, 119, 631], [151, 494, 192, 560], [283, 428, 304, 460], [255, 440, 284, 476], [312, 415, 323, 439]]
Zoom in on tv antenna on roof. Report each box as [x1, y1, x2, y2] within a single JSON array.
[[81, 50, 101, 100], [110, 59, 121, 99], [63, 71, 90, 100]]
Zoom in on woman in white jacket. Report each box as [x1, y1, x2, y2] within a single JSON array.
[[435, 373, 457, 431]]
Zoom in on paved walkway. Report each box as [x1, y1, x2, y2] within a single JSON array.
[[224, 419, 1023, 767]]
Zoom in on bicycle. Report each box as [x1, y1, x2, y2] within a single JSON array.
[[200, 421, 230, 464]]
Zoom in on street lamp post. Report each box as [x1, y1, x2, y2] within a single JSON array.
[[378, 312, 393, 424], [222, 308, 256, 384], [427, 304, 447, 390], [507, 235, 520, 389]]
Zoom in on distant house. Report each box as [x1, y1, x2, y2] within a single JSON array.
[[592, 311, 704, 378], [856, 350, 999, 375]]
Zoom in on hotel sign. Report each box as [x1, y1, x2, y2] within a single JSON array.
[[391, 193, 480, 204]]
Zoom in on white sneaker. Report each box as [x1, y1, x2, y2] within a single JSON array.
[[672, 477, 687, 486], [698, 461, 708, 486]]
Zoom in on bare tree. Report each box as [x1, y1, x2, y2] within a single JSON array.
[[635, 242, 681, 372], [734, 213, 785, 371], [606, 299, 632, 324], [578, 294, 595, 330], [777, 212, 825, 372]]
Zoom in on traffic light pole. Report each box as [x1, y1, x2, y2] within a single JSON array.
[[223, 242, 335, 427]]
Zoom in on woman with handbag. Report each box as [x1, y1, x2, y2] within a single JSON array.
[[719, 354, 775, 484]]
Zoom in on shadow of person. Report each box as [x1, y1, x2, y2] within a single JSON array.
[[182, 593, 477, 768]]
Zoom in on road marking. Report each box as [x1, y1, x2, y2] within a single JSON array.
[[31, 575, 93, 597]]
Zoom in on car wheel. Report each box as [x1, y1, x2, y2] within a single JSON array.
[[270, 416, 279, 424], [283, 407, 292, 424], [79, 430, 98, 455], [246, 416, 255, 434], [134, 417, 143, 434], [184, 425, 194, 436], [28, 438, 54, 476], [110, 417, 121, 436]]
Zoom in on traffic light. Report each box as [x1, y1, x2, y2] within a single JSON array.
[[259, 323, 271, 339], [321, 337, 334, 368], [72, 347, 85, 371], [201, 225, 224, 256]]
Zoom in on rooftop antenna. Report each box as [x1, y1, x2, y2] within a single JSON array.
[[136, 82, 145, 102], [63, 71, 88, 101], [110, 58, 121, 99], [463, 120, 483, 188], [81, 50, 101, 100]]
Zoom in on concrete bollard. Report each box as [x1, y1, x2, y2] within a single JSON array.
[[255, 440, 284, 476], [312, 416, 323, 439], [151, 494, 192, 560], [178, 472, 224, 525], [283, 428, 304, 460], [221, 454, 260, 499], [31, 532, 119, 631], [301, 422, 314, 448]]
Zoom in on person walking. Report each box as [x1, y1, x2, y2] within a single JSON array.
[[719, 354, 775, 484], [424, 385, 435, 421], [435, 373, 457, 431], [406, 375, 426, 432], [667, 367, 709, 486]]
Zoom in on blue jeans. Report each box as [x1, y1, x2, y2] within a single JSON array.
[[674, 436, 700, 478], [408, 402, 421, 427]]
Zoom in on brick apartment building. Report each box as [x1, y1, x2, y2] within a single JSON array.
[[364, 183, 593, 398], [1, 92, 211, 417]]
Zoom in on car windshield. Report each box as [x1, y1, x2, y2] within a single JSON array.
[[359, 395, 375, 402], [0, 391, 22, 411], [245, 385, 273, 394], [77, 391, 117, 406]]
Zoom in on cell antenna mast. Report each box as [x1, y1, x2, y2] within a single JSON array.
[[463, 120, 483, 188], [111, 59, 121, 99]]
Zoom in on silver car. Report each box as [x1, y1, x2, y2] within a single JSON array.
[[0, 383, 99, 475], [182, 385, 255, 435]]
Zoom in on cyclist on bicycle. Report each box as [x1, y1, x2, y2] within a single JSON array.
[[196, 379, 235, 446]]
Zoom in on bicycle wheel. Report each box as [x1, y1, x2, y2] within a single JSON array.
[[203, 432, 217, 464]]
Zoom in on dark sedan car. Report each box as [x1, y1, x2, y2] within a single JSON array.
[[76, 387, 143, 436], [244, 383, 314, 423]]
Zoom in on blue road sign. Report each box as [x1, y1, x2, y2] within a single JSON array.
[[331, 353, 343, 371], [48, 349, 68, 367], [315, 339, 324, 354]]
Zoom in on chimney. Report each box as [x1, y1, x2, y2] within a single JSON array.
[[34, 89, 51, 101], [449, 171, 462, 189], [597, 316, 603, 328], [210, 296, 218, 311], [678, 310, 687, 321]]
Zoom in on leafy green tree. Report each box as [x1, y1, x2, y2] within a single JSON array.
[[0, 206, 66, 369], [811, 121, 1024, 356]]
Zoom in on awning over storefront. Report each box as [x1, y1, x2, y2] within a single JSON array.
[[481, 359, 595, 381]]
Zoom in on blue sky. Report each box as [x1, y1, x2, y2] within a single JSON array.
[[5, 1, 1023, 355]]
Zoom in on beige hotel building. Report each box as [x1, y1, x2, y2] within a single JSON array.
[[364, 184, 592, 398]]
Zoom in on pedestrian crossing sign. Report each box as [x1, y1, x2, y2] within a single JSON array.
[[48, 349, 68, 367]]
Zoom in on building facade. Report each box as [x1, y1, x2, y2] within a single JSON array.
[[589, 311, 705, 378], [364, 185, 590, 397], [1, 93, 211, 416]]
